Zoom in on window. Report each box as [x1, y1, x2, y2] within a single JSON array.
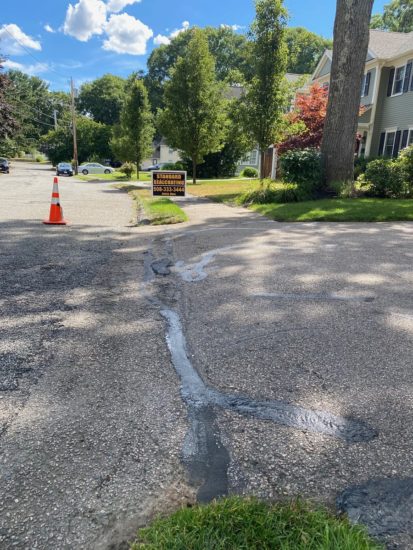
[[392, 65, 406, 95], [361, 72, 371, 97], [168, 148, 174, 154], [249, 150, 258, 165], [384, 131, 396, 157], [408, 129, 413, 147]]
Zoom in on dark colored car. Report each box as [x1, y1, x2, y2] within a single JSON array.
[[56, 162, 74, 176], [0, 158, 10, 174]]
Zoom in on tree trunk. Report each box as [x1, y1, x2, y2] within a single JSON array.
[[259, 149, 265, 182], [192, 158, 197, 184], [321, 0, 374, 194], [136, 156, 139, 179]]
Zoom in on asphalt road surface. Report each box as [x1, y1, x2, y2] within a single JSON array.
[[1, 162, 413, 549]]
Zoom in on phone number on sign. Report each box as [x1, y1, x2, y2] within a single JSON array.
[[153, 185, 185, 193]]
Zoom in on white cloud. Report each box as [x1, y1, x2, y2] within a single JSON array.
[[63, 0, 107, 42], [106, 0, 141, 13], [103, 13, 153, 55], [3, 59, 49, 75], [44, 24, 56, 33], [153, 34, 171, 46], [153, 21, 190, 46], [0, 24, 42, 55], [220, 24, 245, 31]]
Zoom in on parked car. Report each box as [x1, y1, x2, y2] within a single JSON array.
[[0, 158, 10, 174], [143, 163, 163, 171], [78, 163, 114, 175], [56, 162, 74, 177], [103, 159, 122, 168]]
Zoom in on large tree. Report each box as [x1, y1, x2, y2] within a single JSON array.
[[371, 0, 413, 32], [77, 74, 127, 125], [243, 0, 289, 180], [0, 58, 18, 144], [321, 0, 374, 192], [286, 27, 333, 74], [111, 79, 154, 176], [158, 29, 228, 184], [41, 116, 112, 166], [145, 26, 251, 113]]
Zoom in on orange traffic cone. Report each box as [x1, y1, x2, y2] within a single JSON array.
[[43, 177, 67, 225]]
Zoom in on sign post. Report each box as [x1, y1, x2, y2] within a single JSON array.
[[152, 171, 186, 197]]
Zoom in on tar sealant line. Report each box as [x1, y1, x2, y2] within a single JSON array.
[[158, 302, 377, 443], [175, 246, 237, 283], [253, 292, 375, 303]]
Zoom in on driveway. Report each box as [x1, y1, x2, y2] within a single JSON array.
[[1, 163, 412, 548]]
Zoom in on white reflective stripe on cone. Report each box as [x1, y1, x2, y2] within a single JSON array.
[[51, 198, 60, 205]]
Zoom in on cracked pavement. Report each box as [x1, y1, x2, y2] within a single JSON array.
[[1, 163, 413, 548]]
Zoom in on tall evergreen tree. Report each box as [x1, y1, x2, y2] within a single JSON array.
[[243, 0, 289, 180], [158, 29, 228, 183], [321, 0, 374, 193], [111, 79, 154, 176]]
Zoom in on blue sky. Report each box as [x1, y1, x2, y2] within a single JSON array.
[[1, 0, 387, 92]]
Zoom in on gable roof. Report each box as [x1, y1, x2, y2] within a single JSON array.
[[369, 29, 413, 60]]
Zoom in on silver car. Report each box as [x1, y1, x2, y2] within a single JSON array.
[[78, 163, 114, 175]]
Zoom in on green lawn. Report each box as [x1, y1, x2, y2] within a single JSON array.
[[131, 497, 381, 549], [250, 198, 413, 222], [115, 185, 188, 225], [187, 179, 262, 202], [186, 180, 413, 222], [77, 171, 152, 183]]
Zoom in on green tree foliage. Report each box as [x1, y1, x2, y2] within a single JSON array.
[[243, 0, 289, 180], [77, 74, 127, 125], [184, 95, 254, 178], [111, 79, 154, 176], [285, 27, 333, 74], [145, 26, 251, 113], [371, 0, 413, 32], [41, 116, 112, 166], [158, 29, 228, 183], [0, 58, 18, 144], [5, 70, 70, 152]]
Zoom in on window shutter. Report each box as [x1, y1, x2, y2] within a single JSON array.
[[387, 68, 395, 96], [401, 129, 409, 149], [378, 132, 386, 156], [365, 72, 371, 96], [393, 130, 402, 158], [403, 62, 412, 93]]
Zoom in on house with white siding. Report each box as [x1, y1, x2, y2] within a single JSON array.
[[312, 29, 413, 158]]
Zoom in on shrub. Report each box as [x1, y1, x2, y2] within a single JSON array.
[[358, 158, 405, 198], [241, 166, 259, 178], [119, 162, 134, 180], [279, 148, 322, 188], [398, 144, 413, 195]]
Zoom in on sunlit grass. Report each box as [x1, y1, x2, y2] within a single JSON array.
[[131, 496, 381, 549]]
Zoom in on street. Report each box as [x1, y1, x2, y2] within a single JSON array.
[[1, 162, 413, 548]]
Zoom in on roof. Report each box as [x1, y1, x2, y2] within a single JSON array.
[[369, 29, 413, 60]]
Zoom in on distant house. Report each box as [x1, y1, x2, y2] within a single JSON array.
[[141, 138, 181, 169], [312, 29, 413, 158]]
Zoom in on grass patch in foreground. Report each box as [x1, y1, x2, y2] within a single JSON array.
[[250, 198, 413, 222], [115, 185, 188, 225], [131, 497, 381, 549]]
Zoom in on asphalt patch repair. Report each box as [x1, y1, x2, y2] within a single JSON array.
[[139, 241, 413, 544]]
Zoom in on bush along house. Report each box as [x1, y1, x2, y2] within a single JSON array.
[[312, 29, 413, 158]]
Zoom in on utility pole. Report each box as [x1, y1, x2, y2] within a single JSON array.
[[53, 109, 58, 130], [70, 77, 79, 175]]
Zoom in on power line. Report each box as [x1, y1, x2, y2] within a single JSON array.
[[8, 105, 71, 128], [2, 25, 69, 81]]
